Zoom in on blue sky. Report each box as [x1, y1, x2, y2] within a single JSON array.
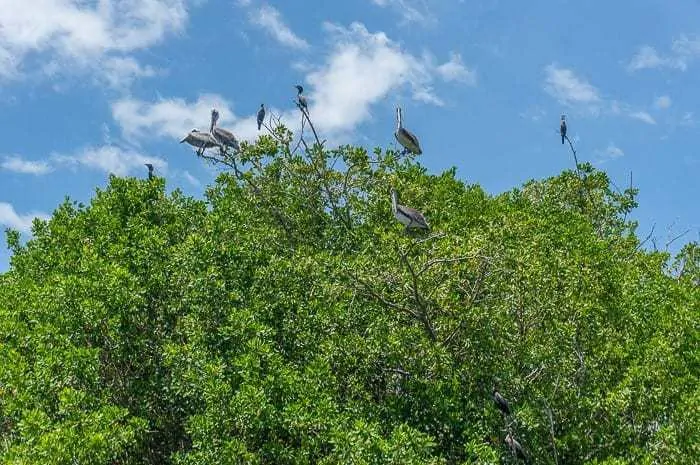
[[1, 0, 699, 272]]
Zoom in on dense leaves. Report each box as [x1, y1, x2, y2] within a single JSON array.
[[0, 128, 697, 464]]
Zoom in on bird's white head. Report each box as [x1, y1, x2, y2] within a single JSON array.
[[396, 107, 403, 127], [390, 188, 398, 212]]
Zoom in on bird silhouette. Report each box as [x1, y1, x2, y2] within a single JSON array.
[[257, 104, 266, 130], [145, 163, 154, 180], [505, 434, 528, 463], [295, 85, 308, 112], [394, 107, 422, 155], [492, 387, 510, 416], [560, 115, 567, 144]]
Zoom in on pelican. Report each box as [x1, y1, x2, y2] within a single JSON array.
[[295, 85, 308, 112], [560, 114, 567, 144], [505, 434, 528, 463], [180, 129, 218, 156], [492, 387, 510, 416], [257, 104, 266, 130], [394, 107, 422, 155], [391, 188, 429, 231], [210, 109, 240, 152], [145, 163, 154, 180]]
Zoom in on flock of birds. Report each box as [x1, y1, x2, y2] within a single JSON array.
[[151, 85, 568, 462], [160, 86, 570, 239], [172, 84, 432, 233]]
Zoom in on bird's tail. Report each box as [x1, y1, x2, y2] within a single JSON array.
[[561, 135, 565, 144]]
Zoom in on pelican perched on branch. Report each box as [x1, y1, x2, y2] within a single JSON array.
[[391, 188, 429, 231], [210, 109, 240, 152], [180, 129, 218, 156], [394, 106, 422, 155], [505, 434, 528, 463], [560, 114, 567, 144], [295, 85, 308, 112], [257, 104, 266, 130]]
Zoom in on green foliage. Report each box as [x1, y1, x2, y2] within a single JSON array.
[[0, 128, 697, 464]]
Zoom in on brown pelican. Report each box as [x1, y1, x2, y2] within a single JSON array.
[[210, 109, 240, 152], [391, 188, 429, 231], [295, 85, 308, 112], [180, 129, 218, 156], [257, 104, 265, 130], [145, 163, 154, 180], [560, 115, 567, 144], [394, 107, 422, 155], [492, 387, 510, 416], [505, 434, 528, 463]]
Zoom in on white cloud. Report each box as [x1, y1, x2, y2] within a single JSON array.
[[435, 52, 477, 85], [1, 155, 53, 175], [370, 0, 434, 24], [654, 95, 672, 109], [628, 35, 700, 72], [0, 0, 191, 86], [605, 143, 624, 159], [182, 170, 202, 187], [305, 22, 444, 134], [593, 143, 625, 166], [629, 111, 656, 125], [99, 57, 159, 89], [544, 65, 601, 108], [0, 202, 49, 233], [51, 145, 166, 177], [249, 4, 309, 50]]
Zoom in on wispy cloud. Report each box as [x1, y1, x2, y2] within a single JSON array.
[[370, 0, 434, 25], [544, 64, 660, 125], [654, 95, 672, 109], [1, 155, 53, 175], [435, 52, 477, 85], [629, 111, 656, 125], [0, 202, 50, 233], [51, 145, 166, 177], [594, 143, 625, 165], [628, 35, 700, 72], [248, 4, 309, 50], [544, 65, 601, 109]]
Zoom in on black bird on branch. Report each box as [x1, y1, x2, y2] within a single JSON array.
[[492, 387, 511, 416], [145, 163, 154, 180], [560, 114, 567, 144], [257, 104, 266, 130], [295, 85, 308, 113]]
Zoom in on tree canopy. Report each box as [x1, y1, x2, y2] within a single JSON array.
[[1, 124, 697, 464]]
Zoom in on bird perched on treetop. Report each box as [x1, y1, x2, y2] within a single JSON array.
[[145, 163, 154, 180], [180, 129, 218, 156], [394, 106, 422, 155], [505, 434, 528, 463], [257, 104, 266, 131], [210, 109, 240, 152], [295, 85, 308, 112], [391, 188, 429, 232], [560, 114, 567, 144]]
